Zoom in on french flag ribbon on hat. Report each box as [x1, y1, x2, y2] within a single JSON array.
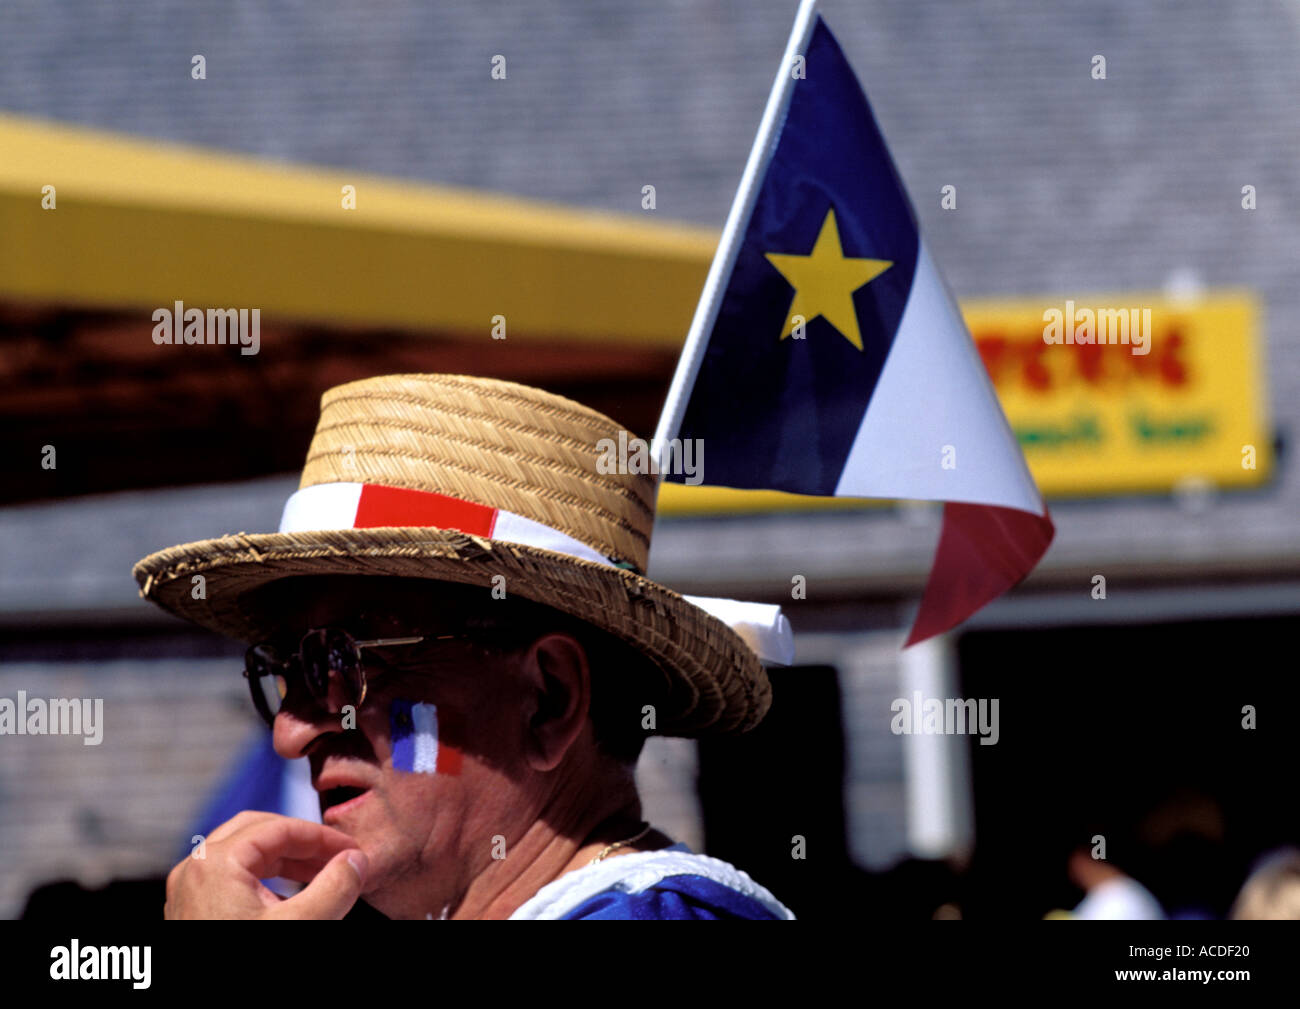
[[278, 481, 796, 665], [280, 481, 619, 568], [655, 5, 1054, 646]]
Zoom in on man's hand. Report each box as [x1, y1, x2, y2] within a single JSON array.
[[166, 811, 369, 919]]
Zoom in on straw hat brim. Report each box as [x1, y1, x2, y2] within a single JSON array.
[[132, 526, 771, 736]]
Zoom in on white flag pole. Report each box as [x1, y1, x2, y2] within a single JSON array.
[[652, 0, 821, 468]]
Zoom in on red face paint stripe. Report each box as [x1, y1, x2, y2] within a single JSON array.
[[353, 484, 497, 535], [436, 743, 463, 776], [436, 706, 463, 776]]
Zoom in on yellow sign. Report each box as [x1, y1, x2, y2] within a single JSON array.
[[659, 290, 1271, 514], [966, 290, 1270, 495]]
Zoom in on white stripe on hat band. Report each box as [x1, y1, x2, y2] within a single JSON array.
[[279, 482, 363, 533]]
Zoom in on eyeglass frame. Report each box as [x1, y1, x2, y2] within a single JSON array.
[[242, 627, 463, 727]]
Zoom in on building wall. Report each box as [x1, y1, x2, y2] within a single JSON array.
[[0, 656, 253, 918]]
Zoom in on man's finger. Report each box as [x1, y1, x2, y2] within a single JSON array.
[[267, 857, 337, 885], [205, 809, 279, 845], [268, 849, 367, 920], [227, 817, 361, 880]]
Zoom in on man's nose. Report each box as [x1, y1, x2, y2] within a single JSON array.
[[271, 681, 352, 759]]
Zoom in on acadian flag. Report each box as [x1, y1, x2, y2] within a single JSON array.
[[655, 2, 1054, 645]]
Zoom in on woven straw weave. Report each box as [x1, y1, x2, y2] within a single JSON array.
[[133, 374, 771, 735]]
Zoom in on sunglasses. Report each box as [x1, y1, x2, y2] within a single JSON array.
[[243, 627, 463, 727]]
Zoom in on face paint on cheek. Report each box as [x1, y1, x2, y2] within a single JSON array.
[[389, 698, 463, 775]]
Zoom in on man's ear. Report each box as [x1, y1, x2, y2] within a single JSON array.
[[519, 633, 591, 772]]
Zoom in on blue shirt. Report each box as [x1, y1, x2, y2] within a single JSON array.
[[560, 874, 787, 919], [512, 843, 795, 920]]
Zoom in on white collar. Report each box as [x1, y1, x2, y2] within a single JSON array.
[[508, 845, 795, 920]]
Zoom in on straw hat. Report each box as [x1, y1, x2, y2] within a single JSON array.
[[133, 373, 777, 735]]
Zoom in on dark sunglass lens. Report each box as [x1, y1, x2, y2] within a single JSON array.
[[299, 629, 362, 707], [298, 630, 330, 696], [326, 632, 357, 675]]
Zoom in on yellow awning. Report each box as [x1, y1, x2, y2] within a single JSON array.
[[0, 113, 715, 344]]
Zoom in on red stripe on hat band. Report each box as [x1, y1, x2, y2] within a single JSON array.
[[353, 484, 498, 536]]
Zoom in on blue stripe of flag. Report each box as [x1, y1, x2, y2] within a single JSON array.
[[674, 17, 919, 495]]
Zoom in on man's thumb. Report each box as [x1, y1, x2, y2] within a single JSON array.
[[274, 849, 367, 920]]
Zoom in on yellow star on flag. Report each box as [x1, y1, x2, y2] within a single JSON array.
[[764, 208, 893, 351]]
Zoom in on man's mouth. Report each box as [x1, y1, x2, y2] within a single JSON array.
[[319, 786, 371, 818]]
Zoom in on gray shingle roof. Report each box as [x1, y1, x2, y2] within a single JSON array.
[[3, 0, 1299, 558]]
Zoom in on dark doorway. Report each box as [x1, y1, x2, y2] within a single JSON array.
[[958, 615, 1300, 918], [697, 664, 874, 919]]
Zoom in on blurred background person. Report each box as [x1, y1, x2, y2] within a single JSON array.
[[1067, 843, 1165, 920], [1229, 848, 1300, 920]]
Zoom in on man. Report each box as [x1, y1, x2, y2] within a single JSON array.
[[136, 373, 794, 919]]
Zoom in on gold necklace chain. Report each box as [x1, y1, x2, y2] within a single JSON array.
[[589, 822, 652, 864]]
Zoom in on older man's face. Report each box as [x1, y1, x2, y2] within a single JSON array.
[[254, 578, 534, 915]]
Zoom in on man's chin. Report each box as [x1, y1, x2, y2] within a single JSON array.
[[320, 799, 387, 868], [327, 823, 398, 891], [351, 854, 415, 916]]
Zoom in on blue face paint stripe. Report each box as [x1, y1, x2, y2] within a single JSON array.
[[390, 698, 416, 773]]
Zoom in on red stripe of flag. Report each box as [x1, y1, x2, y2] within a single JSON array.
[[353, 484, 497, 535], [906, 502, 1055, 646]]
